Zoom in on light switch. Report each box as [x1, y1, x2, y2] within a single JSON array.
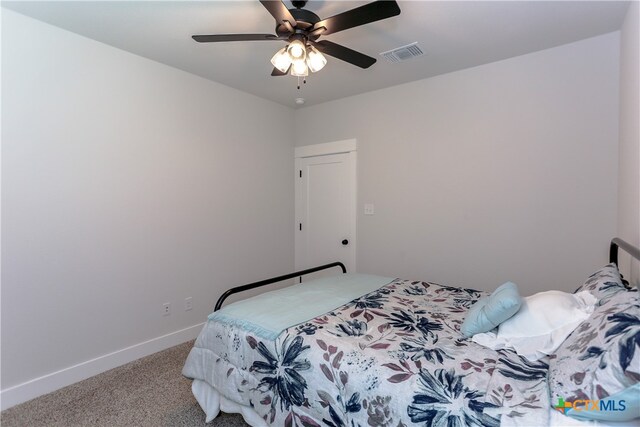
[[364, 204, 375, 215]]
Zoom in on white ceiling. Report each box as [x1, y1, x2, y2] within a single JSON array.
[[3, 1, 630, 108]]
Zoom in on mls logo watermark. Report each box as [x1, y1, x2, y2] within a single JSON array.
[[555, 397, 627, 414]]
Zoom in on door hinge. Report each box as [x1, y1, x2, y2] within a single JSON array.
[[299, 170, 302, 178], [299, 223, 302, 231]]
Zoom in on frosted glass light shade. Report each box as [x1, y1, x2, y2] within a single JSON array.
[[270, 47, 292, 73], [287, 40, 306, 60], [306, 46, 327, 73], [291, 59, 308, 76]]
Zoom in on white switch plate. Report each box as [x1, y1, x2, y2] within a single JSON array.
[[364, 204, 375, 215], [185, 297, 193, 311]]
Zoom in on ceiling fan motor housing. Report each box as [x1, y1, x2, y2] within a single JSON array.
[[276, 7, 321, 36]]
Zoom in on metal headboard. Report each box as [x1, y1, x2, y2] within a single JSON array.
[[609, 237, 640, 289]]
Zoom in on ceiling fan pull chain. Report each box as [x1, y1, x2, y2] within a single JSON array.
[[297, 75, 301, 90]]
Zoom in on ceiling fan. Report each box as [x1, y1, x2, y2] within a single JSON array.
[[192, 0, 401, 83]]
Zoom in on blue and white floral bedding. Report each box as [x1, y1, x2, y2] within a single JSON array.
[[183, 278, 551, 426]]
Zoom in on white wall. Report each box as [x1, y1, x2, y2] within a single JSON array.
[[618, 2, 640, 286], [294, 33, 620, 296], [1, 9, 294, 404]]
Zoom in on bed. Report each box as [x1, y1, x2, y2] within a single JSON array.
[[183, 239, 640, 426]]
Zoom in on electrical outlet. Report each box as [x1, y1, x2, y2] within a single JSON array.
[[185, 297, 193, 311], [163, 303, 171, 316]]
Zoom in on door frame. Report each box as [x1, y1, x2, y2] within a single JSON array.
[[294, 139, 357, 273]]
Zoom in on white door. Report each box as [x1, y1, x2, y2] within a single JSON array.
[[295, 150, 356, 275]]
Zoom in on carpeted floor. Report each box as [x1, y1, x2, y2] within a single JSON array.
[[1, 341, 250, 426]]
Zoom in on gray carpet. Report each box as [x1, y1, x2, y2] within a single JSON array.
[[1, 341, 250, 426]]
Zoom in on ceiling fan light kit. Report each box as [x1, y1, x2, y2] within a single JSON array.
[[271, 37, 325, 76], [192, 0, 401, 88]]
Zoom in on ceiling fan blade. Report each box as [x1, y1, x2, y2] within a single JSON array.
[[259, 0, 297, 28], [271, 65, 291, 76], [311, 40, 376, 68], [311, 0, 400, 36], [192, 34, 284, 43]]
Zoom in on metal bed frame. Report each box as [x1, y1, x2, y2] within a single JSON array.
[[609, 237, 640, 266], [214, 261, 346, 311], [609, 237, 640, 289], [213, 237, 640, 311]]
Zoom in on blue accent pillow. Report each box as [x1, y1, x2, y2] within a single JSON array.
[[461, 281, 522, 337]]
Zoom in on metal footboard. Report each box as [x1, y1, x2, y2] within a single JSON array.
[[214, 261, 347, 311]]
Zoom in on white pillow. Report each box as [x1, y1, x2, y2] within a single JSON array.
[[472, 290, 597, 361]]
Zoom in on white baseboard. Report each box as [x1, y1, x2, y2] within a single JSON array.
[[0, 323, 204, 411]]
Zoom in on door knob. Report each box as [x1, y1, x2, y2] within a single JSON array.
[[342, 239, 349, 245]]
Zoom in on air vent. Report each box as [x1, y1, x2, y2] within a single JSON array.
[[380, 42, 424, 63]]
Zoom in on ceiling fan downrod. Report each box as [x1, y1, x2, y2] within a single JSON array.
[[291, 0, 307, 9]]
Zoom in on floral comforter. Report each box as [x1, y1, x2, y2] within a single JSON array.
[[183, 279, 551, 426]]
